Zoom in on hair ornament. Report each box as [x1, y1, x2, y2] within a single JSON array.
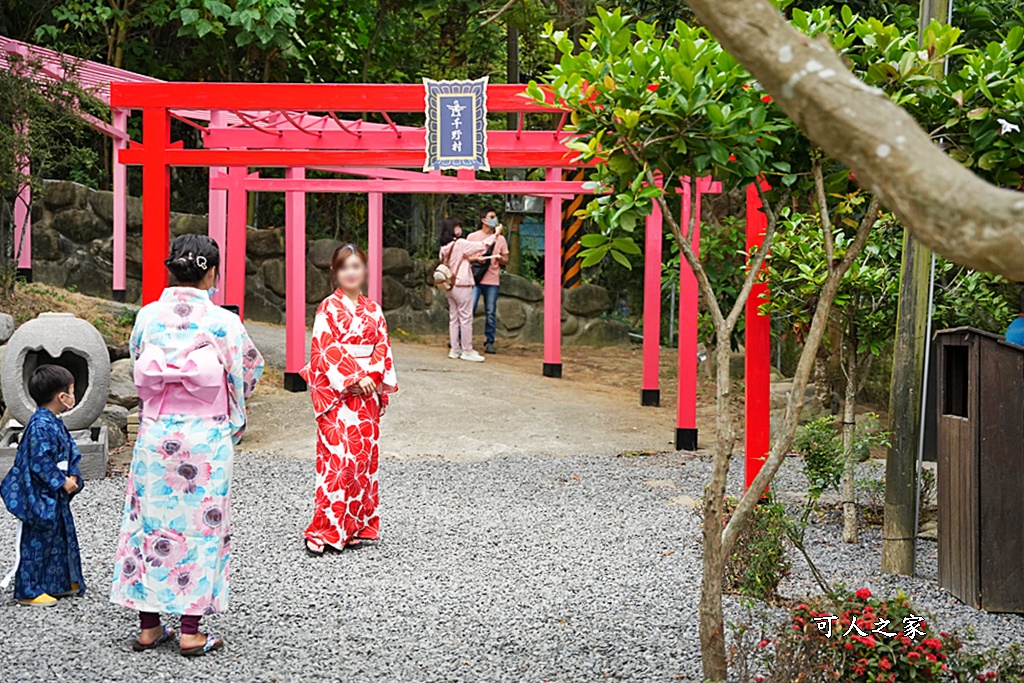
[[196, 255, 208, 270]]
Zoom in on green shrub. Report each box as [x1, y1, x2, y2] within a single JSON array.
[[721, 496, 791, 603]]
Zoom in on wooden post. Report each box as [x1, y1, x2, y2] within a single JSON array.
[[641, 180, 663, 407], [207, 111, 228, 307], [543, 168, 563, 378], [284, 166, 307, 392], [225, 166, 248, 318], [368, 191, 383, 304], [745, 180, 772, 490], [141, 108, 170, 305], [882, 0, 951, 575], [112, 110, 128, 302]]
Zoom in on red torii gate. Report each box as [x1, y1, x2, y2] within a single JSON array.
[[109, 80, 770, 475]]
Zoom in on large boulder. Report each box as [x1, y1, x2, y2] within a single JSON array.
[[247, 228, 285, 258], [98, 404, 129, 450], [52, 209, 106, 243], [496, 297, 527, 331], [381, 276, 407, 311], [306, 259, 332, 304], [571, 318, 630, 347], [169, 213, 207, 237], [88, 189, 116, 224], [499, 272, 543, 302], [31, 224, 65, 261], [42, 181, 89, 211], [382, 247, 415, 277], [563, 283, 611, 317], [244, 285, 286, 325], [108, 358, 139, 409], [561, 312, 579, 336], [262, 259, 287, 298], [308, 238, 342, 269], [0, 314, 13, 345], [63, 251, 111, 297]]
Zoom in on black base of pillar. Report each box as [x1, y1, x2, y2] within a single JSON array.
[[284, 372, 307, 393], [112, 289, 126, 303], [542, 362, 562, 378], [676, 427, 698, 451], [16, 268, 31, 283], [641, 389, 660, 407]]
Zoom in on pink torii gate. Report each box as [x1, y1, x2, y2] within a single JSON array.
[[4, 37, 774, 469]]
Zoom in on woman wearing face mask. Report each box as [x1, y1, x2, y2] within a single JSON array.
[[110, 234, 264, 656], [300, 244, 398, 556], [438, 217, 500, 362]]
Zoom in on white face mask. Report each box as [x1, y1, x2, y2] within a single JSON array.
[[59, 392, 75, 412], [484, 217, 498, 228], [208, 285, 219, 298]]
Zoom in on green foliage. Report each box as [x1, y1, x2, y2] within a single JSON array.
[[721, 496, 791, 603], [794, 416, 846, 499], [172, 0, 298, 49], [932, 260, 1016, 333]]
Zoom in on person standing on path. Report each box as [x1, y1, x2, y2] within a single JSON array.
[[439, 217, 499, 362], [467, 206, 509, 355], [110, 234, 264, 657], [301, 244, 398, 556]]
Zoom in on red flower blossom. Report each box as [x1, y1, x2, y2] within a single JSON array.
[[855, 588, 872, 600]]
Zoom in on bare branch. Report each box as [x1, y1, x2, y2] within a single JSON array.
[[685, 0, 1024, 280], [812, 155, 835, 264], [480, 0, 518, 27]]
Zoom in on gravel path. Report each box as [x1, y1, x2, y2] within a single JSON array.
[[1, 452, 1022, 682]]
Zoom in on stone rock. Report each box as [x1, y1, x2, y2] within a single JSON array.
[[308, 238, 342, 269], [919, 517, 938, 541], [246, 257, 258, 275], [1, 313, 112, 431], [32, 260, 69, 288], [108, 358, 139, 409], [262, 259, 287, 298], [381, 276, 407, 311], [563, 283, 611, 317], [52, 209, 106, 243], [497, 297, 526, 331], [516, 309, 545, 343], [170, 213, 207, 237], [702, 350, 746, 380], [499, 272, 543, 302], [572, 318, 630, 347], [103, 334, 130, 362], [101, 404, 129, 432], [561, 312, 579, 336], [31, 225, 64, 261], [306, 260, 332, 304], [126, 195, 143, 232], [0, 345, 4, 403], [408, 287, 433, 311], [244, 286, 285, 325], [247, 228, 285, 258], [0, 314, 13, 345], [382, 247, 415, 277], [89, 189, 116, 224], [98, 405, 128, 450], [63, 251, 111, 297], [42, 181, 88, 211]]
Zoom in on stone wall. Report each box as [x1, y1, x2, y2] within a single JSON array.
[[28, 181, 630, 345]]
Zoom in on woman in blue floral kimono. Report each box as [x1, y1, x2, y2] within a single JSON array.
[[110, 235, 263, 656]]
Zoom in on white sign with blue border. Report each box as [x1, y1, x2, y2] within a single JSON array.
[[423, 77, 490, 172]]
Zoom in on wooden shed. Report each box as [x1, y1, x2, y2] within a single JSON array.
[[935, 327, 1024, 613]]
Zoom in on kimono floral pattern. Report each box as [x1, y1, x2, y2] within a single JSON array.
[[0, 407, 85, 600], [300, 291, 397, 549], [110, 287, 263, 615]]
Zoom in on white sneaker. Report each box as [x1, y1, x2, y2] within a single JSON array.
[[460, 350, 485, 362], [448, 349, 462, 360]]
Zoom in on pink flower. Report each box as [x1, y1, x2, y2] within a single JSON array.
[[188, 594, 220, 616], [157, 433, 188, 457], [114, 543, 146, 587], [194, 497, 227, 536], [168, 563, 199, 596], [143, 528, 188, 568], [855, 588, 872, 600], [163, 449, 212, 494]]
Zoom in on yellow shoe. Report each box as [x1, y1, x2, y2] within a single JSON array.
[[16, 593, 58, 607], [53, 583, 80, 598]]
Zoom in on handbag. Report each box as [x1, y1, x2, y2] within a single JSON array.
[[433, 246, 457, 291], [471, 243, 496, 285]]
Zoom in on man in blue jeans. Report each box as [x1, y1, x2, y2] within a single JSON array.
[[467, 206, 509, 354]]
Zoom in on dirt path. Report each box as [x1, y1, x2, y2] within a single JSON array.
[[242, 321, 717, 460]]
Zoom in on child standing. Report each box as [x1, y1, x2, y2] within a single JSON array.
[[1, 364, 85, 607]]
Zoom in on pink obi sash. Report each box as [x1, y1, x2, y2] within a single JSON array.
[[134, 345, 229, 419]]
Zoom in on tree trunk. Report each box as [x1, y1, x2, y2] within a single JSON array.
[[699, 336, 736, 683], [842, 349, 858, 544]]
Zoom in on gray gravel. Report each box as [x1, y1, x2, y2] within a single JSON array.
[[1, 451, 1021, 682]]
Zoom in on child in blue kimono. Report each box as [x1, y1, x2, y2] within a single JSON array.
[[1, 364, 85, 607]]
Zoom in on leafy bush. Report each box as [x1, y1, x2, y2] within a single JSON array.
[[721, 496, 791, 602]]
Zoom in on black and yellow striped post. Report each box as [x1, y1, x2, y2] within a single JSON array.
[[561, 170, 586, 289]]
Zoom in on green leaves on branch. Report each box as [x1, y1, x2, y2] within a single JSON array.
[[172, 0, 298, 49]]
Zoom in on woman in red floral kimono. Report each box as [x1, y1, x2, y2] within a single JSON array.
[[300, 244, 398, 555]]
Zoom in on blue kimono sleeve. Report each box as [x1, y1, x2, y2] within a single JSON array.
[[24, 422, 66, 492], [65, 425, 84, 498]]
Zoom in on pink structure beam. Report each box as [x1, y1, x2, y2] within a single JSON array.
[[13, 125, 30, 273], [368, 192, 383, 304], [284, 166, 307, 392], [204, 129, 570, 153], [112, 109, 128, 299], [207, 176, 589, 196], [543, 168, 564, 378], [745, 180, 772, 490], [641, 177, 663, 407], [207, 113, 228, 306], [225, 166, 248, 319]]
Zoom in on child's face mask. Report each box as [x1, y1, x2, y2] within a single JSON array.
[[59, 391, 76, 412]]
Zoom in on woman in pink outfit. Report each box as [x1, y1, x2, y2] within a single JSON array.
[[438, 218, 499, 362]]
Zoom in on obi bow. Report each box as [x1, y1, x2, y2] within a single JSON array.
[[135, 345, 226, 417]]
